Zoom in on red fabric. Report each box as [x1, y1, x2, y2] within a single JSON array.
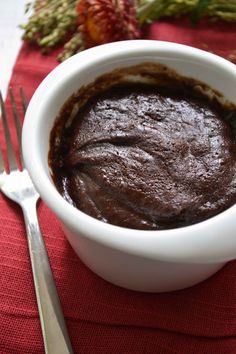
[[145, 18, 236, 63], [1, 18, 236, 354]]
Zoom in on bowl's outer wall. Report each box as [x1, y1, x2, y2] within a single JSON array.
[[22, 41, 236, 291]]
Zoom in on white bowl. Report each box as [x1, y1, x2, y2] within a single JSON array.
[[22, 40, 236, 292]]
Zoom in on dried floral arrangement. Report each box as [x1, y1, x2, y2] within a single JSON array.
[[21, 0, 236, 61]]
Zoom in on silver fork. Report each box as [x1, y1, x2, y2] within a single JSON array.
[[0, 89, 74, 354]]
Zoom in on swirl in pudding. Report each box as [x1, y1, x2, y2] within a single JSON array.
[[49, 70, 236, 230]]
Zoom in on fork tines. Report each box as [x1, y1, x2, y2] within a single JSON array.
[[0, 88, 28, 172]]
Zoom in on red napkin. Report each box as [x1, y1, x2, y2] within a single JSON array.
[[1, 19, 236, 354], [145, 18, 236, 63]]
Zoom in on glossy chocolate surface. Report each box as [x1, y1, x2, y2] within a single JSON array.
[[49, 67, 236, 230]]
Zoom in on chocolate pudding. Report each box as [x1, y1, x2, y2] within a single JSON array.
[[49, 64, 236, 230]]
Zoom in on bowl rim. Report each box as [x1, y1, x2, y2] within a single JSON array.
[[22, 39, 236, 264]]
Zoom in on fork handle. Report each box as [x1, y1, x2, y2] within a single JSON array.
[[22, 198, 74, 354]]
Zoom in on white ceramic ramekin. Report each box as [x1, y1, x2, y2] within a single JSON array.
[[22, 40, 236, 292]]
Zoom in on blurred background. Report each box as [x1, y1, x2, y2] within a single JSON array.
[[0, 0, 29, 98]]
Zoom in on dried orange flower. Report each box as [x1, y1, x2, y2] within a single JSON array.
[[77, 0, 141, 48]]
